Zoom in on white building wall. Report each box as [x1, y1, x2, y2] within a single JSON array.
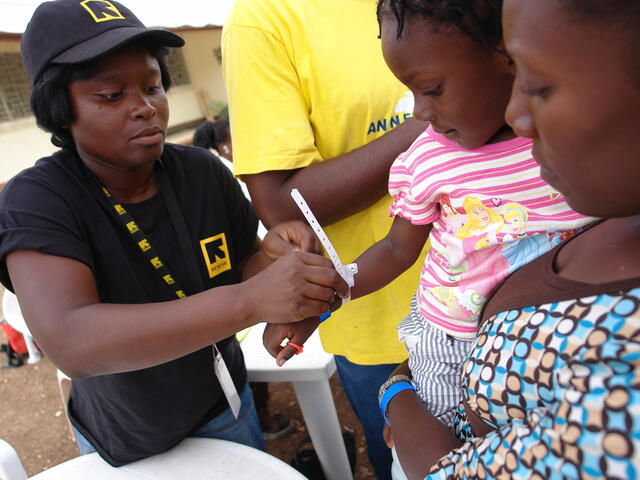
[[0, 27, 227, 183]]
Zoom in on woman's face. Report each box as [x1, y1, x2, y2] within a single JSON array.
[[68, 45, 169, 174], [504, 0, 640, 218]]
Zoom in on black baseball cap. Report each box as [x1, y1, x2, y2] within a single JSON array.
[[21, 0, 185, 85]]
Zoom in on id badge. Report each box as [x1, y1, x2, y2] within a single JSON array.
[[213, 344, 241, 419]]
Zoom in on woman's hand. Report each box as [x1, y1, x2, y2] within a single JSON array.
[[380, 359, 409, 450], [382, 423, 394, 448], [262, 221, 322, 259], [263, 317, 320, 366], [242, 251, 348, 325], [384, 359, 462, 480]]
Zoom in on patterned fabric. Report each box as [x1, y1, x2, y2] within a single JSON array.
[[398, 295, 473, 424], [388, 126, 592, 338], [427, 287, 640, 479]]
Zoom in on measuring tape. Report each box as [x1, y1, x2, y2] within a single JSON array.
[[291, 189, 357, 301]]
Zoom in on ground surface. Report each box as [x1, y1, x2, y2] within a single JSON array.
[[0, 322, 375, 479]]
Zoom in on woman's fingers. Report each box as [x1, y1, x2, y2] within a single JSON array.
[[296, 253, 349, 298], [244, 251, 348, 324], [262, 221, 323, 259], [383, 423, 394, 448]]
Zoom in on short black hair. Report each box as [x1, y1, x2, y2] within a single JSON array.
[[377, 0, 503, 52], [30, 42, 172, 149], [192, 119, 230, 151]]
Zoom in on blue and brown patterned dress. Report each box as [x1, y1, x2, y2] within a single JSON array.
[[427, 237, 640, 479]]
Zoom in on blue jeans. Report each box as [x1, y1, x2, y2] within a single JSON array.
[[335, 355, 398, 480], [75, 383, 265, 456]]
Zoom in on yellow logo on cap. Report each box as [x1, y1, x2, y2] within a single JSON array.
[[80, 0, 125, 23]]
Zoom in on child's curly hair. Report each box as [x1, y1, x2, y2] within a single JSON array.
[[377, 0, 503, 53]]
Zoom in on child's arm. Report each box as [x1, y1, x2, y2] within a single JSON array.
[[350, 216, 432, 300]]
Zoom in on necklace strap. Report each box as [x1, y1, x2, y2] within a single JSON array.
[[98, 161, 200, 299]]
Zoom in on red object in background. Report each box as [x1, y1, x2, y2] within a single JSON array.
[[1, 323, 28, 354]]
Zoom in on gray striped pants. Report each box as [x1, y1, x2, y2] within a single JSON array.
[[397, 295, 474, 426]]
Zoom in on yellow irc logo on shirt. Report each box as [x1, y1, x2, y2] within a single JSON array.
[[80, 0, 125, 23], [200, 233, 231, 279]]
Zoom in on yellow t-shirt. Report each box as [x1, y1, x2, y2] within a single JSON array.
[[223, 0, 424, 364]]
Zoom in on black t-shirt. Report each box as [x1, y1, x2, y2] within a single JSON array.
[[0, 144, 258, 466]]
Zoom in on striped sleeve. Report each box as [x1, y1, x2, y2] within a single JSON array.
[[388, 137, 440, 225]]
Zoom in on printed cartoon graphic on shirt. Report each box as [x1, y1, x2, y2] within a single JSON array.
[[499, 202, 558, 273], [457, 196, 504, 249], [422, 195, 575, 324], [437, 194, 466, 270], [200, 233, 231, 278], [501, 202, 528, 240]]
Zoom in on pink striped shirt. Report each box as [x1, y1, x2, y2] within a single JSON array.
[[389, 126, 593, 338]]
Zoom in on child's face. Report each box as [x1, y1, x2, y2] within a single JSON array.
[[504, 0, 640, 218], [380, 13, 514, 149], [68, 45, 169, 174]]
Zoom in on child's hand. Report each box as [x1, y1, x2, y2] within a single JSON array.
[[383, 423, 394, 448], [262, 221, 322, 260], [262, 317, 320, 366]]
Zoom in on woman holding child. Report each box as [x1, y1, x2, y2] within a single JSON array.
[[381, 0, 640, 478], [0, 0, 347, 467]]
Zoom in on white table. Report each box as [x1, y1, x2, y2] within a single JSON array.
[[5, 288, 351, 480], [239, 324, 353, 480], [29, 438, 307, 479]]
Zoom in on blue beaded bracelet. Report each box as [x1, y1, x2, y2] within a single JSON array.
[[379, 381, 415, 425], [319, 311, 331, 323]]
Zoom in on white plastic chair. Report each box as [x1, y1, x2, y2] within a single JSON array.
[[56, 369, 75, 441], [0, 438, 28, 480], [2, 290, 41, 364]]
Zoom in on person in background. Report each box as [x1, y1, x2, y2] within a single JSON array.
[[222, 1, 427, 476], [192, 119, 263, 235], [0, 0, 347, 466], [193, 119, 233, 162], [381, 0, 640, 478], [193, 119, 291, 440], [192, 119, 256, 210]]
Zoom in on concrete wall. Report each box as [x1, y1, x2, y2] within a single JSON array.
[[0, 27, 227, 183], [180, 28, 227, 105]]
